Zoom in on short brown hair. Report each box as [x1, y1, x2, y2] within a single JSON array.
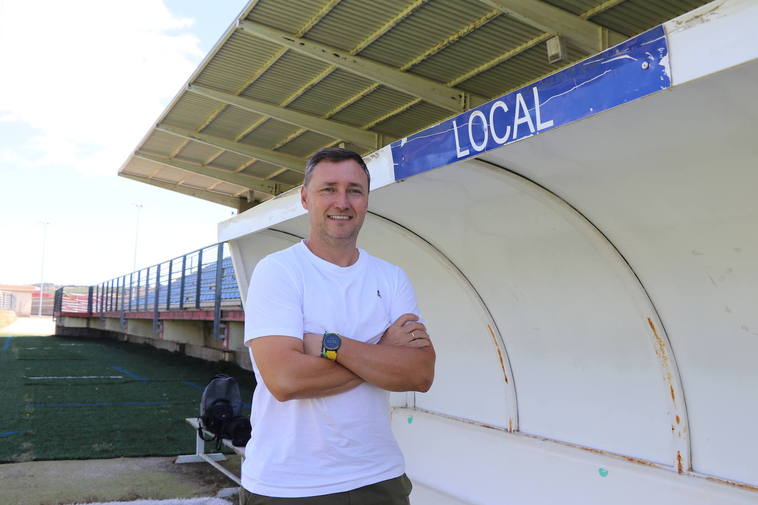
[[303, 148, 370, 189]]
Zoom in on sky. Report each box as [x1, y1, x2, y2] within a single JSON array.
[[0, 0, 249, 287]]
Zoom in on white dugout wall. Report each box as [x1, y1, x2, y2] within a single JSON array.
[[220, 1, 758, 503]]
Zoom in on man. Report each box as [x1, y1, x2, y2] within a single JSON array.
[[241, 147, 435, 504]]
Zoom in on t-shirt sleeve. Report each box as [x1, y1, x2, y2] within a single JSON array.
[[244, 255, 303, 342], [389, 266, 422, 323]]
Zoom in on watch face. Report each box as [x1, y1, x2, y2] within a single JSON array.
[[323, 332, 341, 350]]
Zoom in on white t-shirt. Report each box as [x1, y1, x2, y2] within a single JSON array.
[[242, 240, 420, 497]]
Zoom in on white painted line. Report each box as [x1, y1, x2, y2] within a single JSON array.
[[25, 376, 125, 380]]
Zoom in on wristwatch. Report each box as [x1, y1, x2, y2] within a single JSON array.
[[321, 332, 342, 361]]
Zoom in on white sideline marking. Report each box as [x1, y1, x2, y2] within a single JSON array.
[[25, 376, 125, 380]]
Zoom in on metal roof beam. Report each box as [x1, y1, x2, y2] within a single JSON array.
[[133, 151, 291, 195], [478, 0, 626, 53], [187, 84, 386, 149], [155, 124, 306, 174], [120, 173, 243, 208], [237, 20, 487, 112]]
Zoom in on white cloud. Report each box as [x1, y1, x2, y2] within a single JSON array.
[[0, 0, 203, 176], [0, 0, 241, 288]]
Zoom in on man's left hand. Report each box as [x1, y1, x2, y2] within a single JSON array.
[[380, 313, 431, 348]]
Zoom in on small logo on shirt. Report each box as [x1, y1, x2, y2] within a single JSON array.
[[376, 290, 382, 298]]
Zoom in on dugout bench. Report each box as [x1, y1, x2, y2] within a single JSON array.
[[176, 417, 246, 485]]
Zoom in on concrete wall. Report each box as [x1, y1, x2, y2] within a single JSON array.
[[0, 290, 33, 316], [56, 316, 252, 371], [16, 292, 32, 316], [60, 316, 89, 328]]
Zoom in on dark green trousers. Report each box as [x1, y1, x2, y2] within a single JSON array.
[[239, 474, 412, 505]]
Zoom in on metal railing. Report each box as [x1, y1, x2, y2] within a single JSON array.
[[54, 242, 242, 339], [53, 286, 89, 314]]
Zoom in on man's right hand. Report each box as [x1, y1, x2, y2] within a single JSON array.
[[338, 313, 435, 392], [379, 313, 431, 348]]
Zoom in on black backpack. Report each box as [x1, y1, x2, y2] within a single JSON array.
[[198, 374, 251, 450]]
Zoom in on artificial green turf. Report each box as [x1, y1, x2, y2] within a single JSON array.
[[0, 335, 254, 462]]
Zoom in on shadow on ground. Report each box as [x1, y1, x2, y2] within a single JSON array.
[[0, 455, 241, 505]]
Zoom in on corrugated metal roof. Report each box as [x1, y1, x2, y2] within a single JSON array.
[[119, 0, 713, 210]]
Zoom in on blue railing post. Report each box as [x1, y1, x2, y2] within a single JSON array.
[[115, 277, 121, 312], [87, 286, 93, 314], [53, 287, 62, 316], [195, 248, 203, 309], [120, 276, 127, 329], [136, 270, 142, 312], [166, 259, 173, 311], [153, 263, 161, 333], [107, 279, 112, 312], [213, 243, 224, 339], [179, 254, 187, 310], [144, 268, 150, 312], [128, 273, 133, 312]]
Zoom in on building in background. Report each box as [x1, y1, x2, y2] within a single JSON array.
[[0, 284, 36, 316]]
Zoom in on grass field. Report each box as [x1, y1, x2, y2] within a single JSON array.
[[0, 335, 254, 462]]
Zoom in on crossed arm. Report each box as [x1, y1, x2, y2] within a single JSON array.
[[249, 314, 435, 402]]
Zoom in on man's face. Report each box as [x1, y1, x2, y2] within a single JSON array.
[[301, 158, 369, 245]]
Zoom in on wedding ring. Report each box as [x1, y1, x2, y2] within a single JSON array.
[[411, 331, 416, 338]]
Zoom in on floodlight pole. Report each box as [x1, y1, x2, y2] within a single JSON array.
[[38, 221, 49, 316], [133, 204, 143, 272]]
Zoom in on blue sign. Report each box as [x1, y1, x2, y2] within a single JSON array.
[[392, 25, 670, 181]]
